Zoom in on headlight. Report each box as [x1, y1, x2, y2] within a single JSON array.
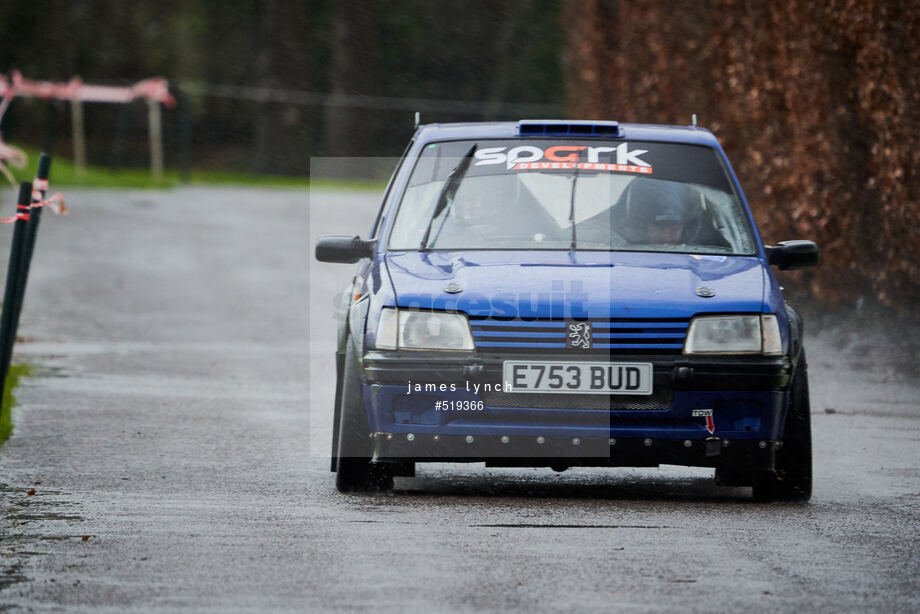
[[374, 308, 398, 350], [375, 308, 474, 351], [684, 314, 783, 355], [760, 314, 782, 356]]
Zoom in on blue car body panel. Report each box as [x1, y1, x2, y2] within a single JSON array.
[[338, 121, 799, 463], [385, 251, 767, 319], [364, 386, 786, 442]]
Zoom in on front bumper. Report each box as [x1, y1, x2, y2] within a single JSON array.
[[363, 350, 791, 390], [359, 350, 792, 469], [370, 432, 779, 470]]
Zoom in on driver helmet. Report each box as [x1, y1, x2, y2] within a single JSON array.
[[626, 179, 689, 243]]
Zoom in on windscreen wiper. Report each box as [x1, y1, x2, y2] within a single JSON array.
[[419, 144, 478, 250], [569, 166, 579, 250]]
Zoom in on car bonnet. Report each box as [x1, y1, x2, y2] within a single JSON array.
[[384, 250, 766, 319]]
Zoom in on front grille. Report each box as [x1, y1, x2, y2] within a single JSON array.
[[469, 317, 689, 354], [481, 388, 673, 410]]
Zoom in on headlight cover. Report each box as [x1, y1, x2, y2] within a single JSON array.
[[375, 308, 475, 351], [374, 307, 398, 350], [684, 314, 783, 355]]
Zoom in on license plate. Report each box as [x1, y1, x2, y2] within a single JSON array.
[[502, 361, 653, 395]]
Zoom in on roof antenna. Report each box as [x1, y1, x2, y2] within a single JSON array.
[[691, 113, 698, 127], [414, 111, 420, 129]]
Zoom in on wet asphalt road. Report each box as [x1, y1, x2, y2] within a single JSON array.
[[0, 187, 918, 613]]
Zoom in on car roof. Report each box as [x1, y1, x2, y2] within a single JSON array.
[[412, 121, 721, 148]]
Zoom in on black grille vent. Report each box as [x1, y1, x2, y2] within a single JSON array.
[[470, 317, 689, 354], [517, 121, 623, 138]]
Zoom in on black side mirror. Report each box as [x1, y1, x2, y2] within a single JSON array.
[[764, 240, 819, 270], [315, 235, 376, 263]]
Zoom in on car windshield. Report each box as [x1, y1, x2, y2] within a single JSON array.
[[388, 138, 757, 254]]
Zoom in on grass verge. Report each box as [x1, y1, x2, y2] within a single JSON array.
[[0, 365, 32, 444], [4, 147, 386, 191]]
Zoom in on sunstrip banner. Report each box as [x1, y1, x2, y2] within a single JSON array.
[[474, 143, 652, 171], [512, 161, 652, 174], [409, 139, 735, 193]]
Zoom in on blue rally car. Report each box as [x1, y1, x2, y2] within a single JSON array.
[[315, 120, 818, 501]]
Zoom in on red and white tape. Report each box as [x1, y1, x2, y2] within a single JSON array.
[[1, 191, 67, 224], [0, 204, 30, 224], [0, 135, 27, 188], [0, 71, 175, 107], [32, 192, 67, 215]]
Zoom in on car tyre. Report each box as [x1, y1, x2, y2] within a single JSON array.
[[334, 339, 394, 493], [752, 350, 812, 502], [330, 352, 344, 472]]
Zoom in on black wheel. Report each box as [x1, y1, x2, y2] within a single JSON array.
[[334, 339, 394, 493], [752, 350, 812, 502], [330, 352, 345, 472]]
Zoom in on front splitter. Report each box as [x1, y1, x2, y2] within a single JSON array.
[[370, 432, 779, 470]]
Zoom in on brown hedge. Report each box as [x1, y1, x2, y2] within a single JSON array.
[[563, 0, 920, 307]]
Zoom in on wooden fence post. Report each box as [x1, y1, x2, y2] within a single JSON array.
[[147, 98, 163, 183], [70, 97, 86, 180]]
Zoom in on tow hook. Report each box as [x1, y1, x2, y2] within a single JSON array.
[[704, 437, 721, 457], [674, 366, 694, 384], [463, 363, 486, 380]]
